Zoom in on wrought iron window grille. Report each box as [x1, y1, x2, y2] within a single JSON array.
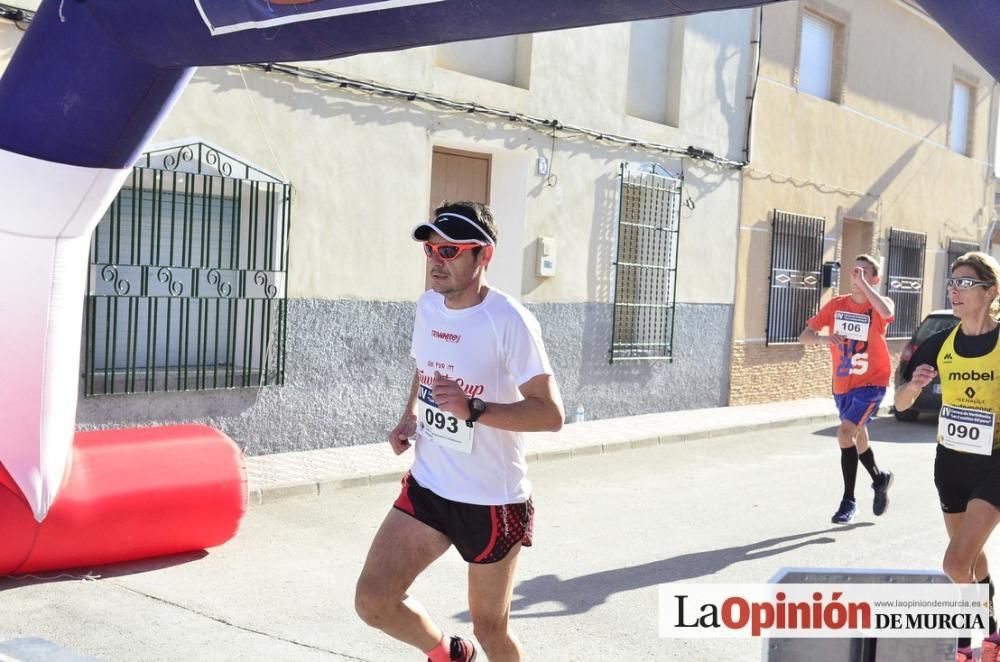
[[83, 141, 291, 396], [609, 162, 682, 363], [886, 227, 926, 339], [765, 210, 825, 345]]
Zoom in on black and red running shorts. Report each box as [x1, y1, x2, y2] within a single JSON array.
[[393, 472, 533, 564]]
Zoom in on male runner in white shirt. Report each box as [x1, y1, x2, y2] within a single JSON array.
[[355, 201, 564, 662]]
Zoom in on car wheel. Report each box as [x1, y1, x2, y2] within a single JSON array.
[[893, 407, 919, 422]]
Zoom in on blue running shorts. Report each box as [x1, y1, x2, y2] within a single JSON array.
[[833, 386, 886, 426]]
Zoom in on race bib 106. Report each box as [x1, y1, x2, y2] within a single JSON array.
[[834, 311, 871, 342], [939, 405, 995, 456], [417, 384, 475, 454]]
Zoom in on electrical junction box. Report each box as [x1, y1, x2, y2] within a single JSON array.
[[536, 236, 556, 277]]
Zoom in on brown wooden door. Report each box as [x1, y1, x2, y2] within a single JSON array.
[[429, 147, 491, 216], [425, 148, 492, 289]]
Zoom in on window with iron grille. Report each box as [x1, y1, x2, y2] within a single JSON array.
[[610, 163, 681, 363], [766, 211, 825, 345], [83, 142, 291, 395], [945, 239, 979, 306], [886, 228, 926, 339]]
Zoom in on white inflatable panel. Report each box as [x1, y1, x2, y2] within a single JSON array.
[[0, 149, 130, 521], [0, 152, 130, 238]]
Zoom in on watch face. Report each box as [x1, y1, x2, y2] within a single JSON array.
[[471, 398, 486, 414]]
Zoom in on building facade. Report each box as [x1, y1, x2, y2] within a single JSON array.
[[0, 4, 757, 453], [730, 0, 999, 405]]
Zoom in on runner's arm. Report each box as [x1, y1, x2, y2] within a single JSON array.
[[387, 371, 420, 455], [894, 366, 936, 412], [799, 326, 843, 346], [893, 332, 945, 412], [860, 278, 895, 319], [402, 370, 419, 416], [474, 373, 564, 433]]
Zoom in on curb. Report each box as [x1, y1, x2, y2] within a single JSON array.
[[249, 405, 890, 507]]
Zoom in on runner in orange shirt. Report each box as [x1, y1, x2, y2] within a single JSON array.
[[800, 254, 895, 523]]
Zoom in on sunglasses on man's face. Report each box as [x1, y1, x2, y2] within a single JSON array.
[[947, 277, 994, 290], [423, 242, 481, 261]]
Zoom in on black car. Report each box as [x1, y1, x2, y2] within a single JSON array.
[[892, 309, 959, 421]]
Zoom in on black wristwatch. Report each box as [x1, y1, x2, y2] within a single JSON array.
[[467, 397, 487, 425]]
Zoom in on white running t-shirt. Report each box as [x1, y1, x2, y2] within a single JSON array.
[[409, 288, 553, 505]]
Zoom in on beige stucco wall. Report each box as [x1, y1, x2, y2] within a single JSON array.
[[0, 8, 758, 433], [731, 0, 998, 403], [0, 7, 756, 304], [110, 10, 755, 305]]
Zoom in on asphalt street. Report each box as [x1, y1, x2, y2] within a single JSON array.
[[0, 415, 985, 661]]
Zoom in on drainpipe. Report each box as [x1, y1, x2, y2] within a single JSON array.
[[742, 6, 763, 165]]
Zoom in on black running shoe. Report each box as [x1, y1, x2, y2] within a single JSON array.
[[872, 471, 893, 517], [831, 498, 857, 524], [426, 636, 477, 662], [447, 636, 477, 662]]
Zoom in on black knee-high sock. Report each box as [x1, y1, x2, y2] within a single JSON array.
[[858, 448, 880, 481], [841, 447, 858, 501]]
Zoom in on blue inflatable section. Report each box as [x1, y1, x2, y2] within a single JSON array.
[[917, 0, 1000, 85], [0, 0, 997, 169], [1, 0, 787, 168]]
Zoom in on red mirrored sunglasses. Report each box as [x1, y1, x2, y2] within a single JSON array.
[[423, 242, 483, 261]]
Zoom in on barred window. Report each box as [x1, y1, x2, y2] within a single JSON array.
[[886, 228, 926, 339], [610, 163, 681, 363], [766, 211, 824, 345], [945, 239, 979, 307], [84, 142, 290, 395]]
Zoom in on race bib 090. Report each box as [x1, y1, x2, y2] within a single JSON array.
[[939, 405, 995, 456]]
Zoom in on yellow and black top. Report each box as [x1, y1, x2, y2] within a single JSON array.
[[934, 324, 1000, 453]]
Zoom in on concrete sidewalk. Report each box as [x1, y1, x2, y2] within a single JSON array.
[[246, 391, 896, 505]]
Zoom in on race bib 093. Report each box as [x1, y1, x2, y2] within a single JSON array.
[[417, 384, 475, 454]]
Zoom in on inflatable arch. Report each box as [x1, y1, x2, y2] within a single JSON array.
[[0, 0, 996, 566]]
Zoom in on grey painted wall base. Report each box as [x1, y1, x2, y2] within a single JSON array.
[[530, 302, 732, 422], [76, 299, 732, 455]]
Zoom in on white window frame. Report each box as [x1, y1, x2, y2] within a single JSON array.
[[793, 2, 849, 105], [948, 79, 975, 156], [798, 12, 836, 101]]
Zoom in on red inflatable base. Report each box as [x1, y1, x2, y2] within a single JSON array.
[[0, 425, 247, 575]]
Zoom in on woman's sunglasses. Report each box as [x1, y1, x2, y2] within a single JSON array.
[[423, 242, 482, 261], [946, 277, 994, 290]]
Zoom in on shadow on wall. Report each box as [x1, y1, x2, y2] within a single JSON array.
[[580, 160, 731, 383], [713, 32, 744, 145], [201, 66, 535, 154], [582, 169, 648, 386], [199, 66, 649, 163]]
